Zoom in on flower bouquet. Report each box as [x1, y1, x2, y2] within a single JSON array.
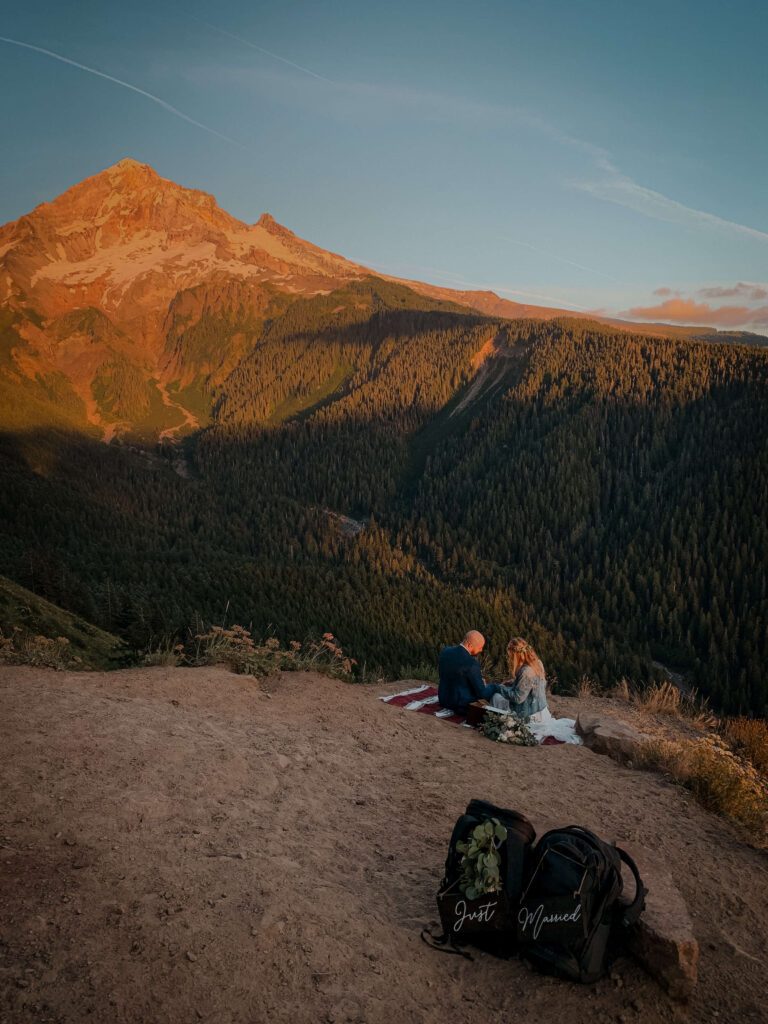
[[480, 711, 538, 746]]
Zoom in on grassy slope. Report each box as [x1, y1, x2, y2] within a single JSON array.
[[0, 574, 126, 670], [0, 310, 94, 435], [268, 362, 355, 424]]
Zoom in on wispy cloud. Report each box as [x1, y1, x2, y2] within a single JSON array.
[[0, 35, 246, 149], [698, 281, 768, 300], [181, 30, 768, 250], [620, 297, 768, 328], [572, 156, 768, 244], [330, 83, 768, 245], [193, 18, 333, 83], [327, 78, 768, 247]]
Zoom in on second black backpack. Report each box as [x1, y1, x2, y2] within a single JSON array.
[[517, 825, 646, 982]]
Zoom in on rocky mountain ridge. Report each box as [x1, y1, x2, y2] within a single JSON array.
[[0, 159, 371, 349], [0, 159, 758, 441]]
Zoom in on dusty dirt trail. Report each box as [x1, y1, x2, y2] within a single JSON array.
[[1, 665, 766, 1024]]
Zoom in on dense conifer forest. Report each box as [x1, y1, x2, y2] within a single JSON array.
[[1, 279, 766, 716]]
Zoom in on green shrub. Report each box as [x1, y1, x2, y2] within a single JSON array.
[[0, 628, 80, 670]]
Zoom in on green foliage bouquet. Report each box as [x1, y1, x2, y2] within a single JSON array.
[[455, 819, 508, 899], [480, 711, 538, 746]]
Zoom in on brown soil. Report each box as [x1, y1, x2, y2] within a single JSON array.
[[1, 665, 766, 1024]]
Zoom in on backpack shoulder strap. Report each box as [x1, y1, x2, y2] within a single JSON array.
[[556, 825, 606, 848], [465, 799, 532, 829], [421, 928, 474, 959], [617, 847, 648, 927]]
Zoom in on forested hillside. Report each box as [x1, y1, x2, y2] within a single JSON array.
[[1, 285, 766, 716]]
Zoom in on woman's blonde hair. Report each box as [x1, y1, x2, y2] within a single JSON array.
[[507, 637, 545, 679]]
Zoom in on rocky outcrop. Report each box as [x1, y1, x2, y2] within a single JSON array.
[[575, 711, 649, 762], [620, 842, 699, 1000]]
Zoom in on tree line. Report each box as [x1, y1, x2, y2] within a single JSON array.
[[1, 284, 766, 715]]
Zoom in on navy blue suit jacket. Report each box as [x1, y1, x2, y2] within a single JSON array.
[[437, 644, 498, 713]]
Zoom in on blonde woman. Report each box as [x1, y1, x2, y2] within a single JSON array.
[[492, 637, 551, 724]]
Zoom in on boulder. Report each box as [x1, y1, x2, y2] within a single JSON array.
[[620, 842, 699, 1001], [575, 711, 649, 762]]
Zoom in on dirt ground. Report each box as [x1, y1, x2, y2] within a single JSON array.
[[1, 664, 766, 1024]]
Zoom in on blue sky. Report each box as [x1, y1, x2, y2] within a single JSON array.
[[2, 0, 767, 332]]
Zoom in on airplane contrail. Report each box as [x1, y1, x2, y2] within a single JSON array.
[[504, 237, 619, 282], [495, 287, 591, 311], [194, 18, 334, 83], [0, 35, 247, 150]]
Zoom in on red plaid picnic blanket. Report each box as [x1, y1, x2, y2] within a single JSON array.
[[378, 684, 468, 725], [379, 684, 567, 744]]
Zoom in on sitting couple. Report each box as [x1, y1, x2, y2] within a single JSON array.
[[437, 630, 551, 724]]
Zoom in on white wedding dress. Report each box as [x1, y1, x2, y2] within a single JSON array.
[[526, 706, 582, 744], [489, 699, 582, 745]]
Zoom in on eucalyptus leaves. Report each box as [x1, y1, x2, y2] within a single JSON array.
[[455, 819, 508, 899]]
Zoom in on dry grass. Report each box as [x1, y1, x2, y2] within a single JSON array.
[[143, 637, 181, 667], [577, 674, 595, 698], [635, 734, 768, 844], [611, 677, 631, 702], [722, 717, 768, 775], [633, 680, 686, 715], [604, 676, 766, 843], [611, 677, 718, 730], [145, 625, 357, 681]]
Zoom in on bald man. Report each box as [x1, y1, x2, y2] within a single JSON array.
[[437, 630, 501, 714]]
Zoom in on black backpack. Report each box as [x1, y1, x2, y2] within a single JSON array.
[[517, 825, 647, 982], [432, 799, 536, 955]]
